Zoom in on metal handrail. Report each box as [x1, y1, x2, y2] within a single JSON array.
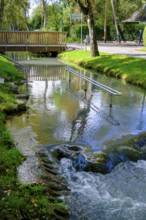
[[66, 67, 122, 96]]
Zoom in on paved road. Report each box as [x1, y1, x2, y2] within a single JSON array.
[[67, 42, 146, 59]]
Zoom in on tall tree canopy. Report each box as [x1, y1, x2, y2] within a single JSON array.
[[0, 0, 29, 30]]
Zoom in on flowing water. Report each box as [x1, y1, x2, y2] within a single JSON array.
[[61, 158, 146, 220], [6, 52, 146, 219]]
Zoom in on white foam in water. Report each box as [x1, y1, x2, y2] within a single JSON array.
[[60, 159, 146, 220]]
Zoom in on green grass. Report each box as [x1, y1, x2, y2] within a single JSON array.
[[137, 47, 146, 52], [0, 86, 16, 112], [0, 57, 68, 219], [0, 56, 24, 82], [59, 50, 146, 89]]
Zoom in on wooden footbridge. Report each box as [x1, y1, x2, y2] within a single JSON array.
[[0, 31, 67, 56]]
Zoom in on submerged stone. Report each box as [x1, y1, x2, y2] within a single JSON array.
[[73, 154, 88, 171], [53, 207, 70, 219], [43, 136, 146, 175], [50, 144, 80, 161], [66, 145, 83, 152], [105, 152, 127, 172]]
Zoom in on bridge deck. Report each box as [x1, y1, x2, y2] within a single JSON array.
[[0, 31, 67, 53]]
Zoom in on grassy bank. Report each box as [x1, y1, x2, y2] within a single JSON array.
[[59, 50, 146, 89], [0, 56, 23, 82], [137, 47, 146, 52], [0, 56, 68, 219]]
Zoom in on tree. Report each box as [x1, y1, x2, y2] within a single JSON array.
[[46, 2, 63, 31], [0, 0, 29, 30], [0, 0, 4, 24], [115, 0, 144, 22], [40, 0, 47, 29], [111, 0, 120, 42], [73, 0, 99, 57], [104, 0, 108, 43], [29, 5, 42, 30]]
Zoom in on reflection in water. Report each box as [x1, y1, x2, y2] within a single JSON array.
[[137, 93, 145, 130], [7, 64, 146, 148], [28, 65, 66, 81]]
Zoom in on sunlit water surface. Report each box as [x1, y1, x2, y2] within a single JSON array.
[[6, 53, 146, 219]]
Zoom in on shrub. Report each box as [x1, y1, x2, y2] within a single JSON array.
[[65, 22, 145, 42], [62, 25, 70, 37], [108, 24, 145, 41], [67, 23, 104, 42]]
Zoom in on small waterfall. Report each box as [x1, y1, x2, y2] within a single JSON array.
[[60, 158, 146, 220]]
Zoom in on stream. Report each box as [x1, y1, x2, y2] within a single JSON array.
[[6, 52, 146, 220]]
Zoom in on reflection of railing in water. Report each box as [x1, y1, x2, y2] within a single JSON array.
[[67, 66, 122, 108], [137, 93, 145, 130], [27, 66, 66, 81], [66, 67, 120, 127], [67, 87, 120, 126], [66, 67, 122, 96], [68, 85, 120, 143], [28, 75, 66, 81]]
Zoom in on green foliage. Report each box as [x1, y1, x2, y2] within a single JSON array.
[[67, 23, 104, 42], [65, 22, 145, 42], [106, 23, 145, 41], [0, 56, 24, 82], [0, 87, 16, 112], [1, 0, 29, 30], [59, 50, 146, 89], [62, 24, 70, 37], [119, 24, 145, 41], [114, 0, 143, 22], [29, 6, 42, 30], [0, 119, 14, 147], [29, 1, 64, 31], [46, 2, 63, 31], [0, 56, 25, 112], [0, 147, 23, 175], [143, 25, 146, 46], [74, 24, 89, 40]]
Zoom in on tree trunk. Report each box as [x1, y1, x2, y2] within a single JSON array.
[[0, 0, 4, 24], [23, 8, 30, 31], [41, 0, 47, 29], [87, 13, 99, 57], [104, 0, 107, 43], [76, 0, 99, 57], [111, 0, 120, 42]]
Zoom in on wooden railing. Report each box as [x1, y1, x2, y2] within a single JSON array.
[[0, 31, 67, 45], [0, 31, 67, 53]]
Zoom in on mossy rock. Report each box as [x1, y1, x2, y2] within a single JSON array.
[[143, 25, 146, 46]]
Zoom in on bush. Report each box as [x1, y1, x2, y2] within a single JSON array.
[[65, 22, 145, 42], [67, 23, 104, 42], [62, 25, 70, 37], [107, 24, 145, 41], [143, 25, 146, 46]]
